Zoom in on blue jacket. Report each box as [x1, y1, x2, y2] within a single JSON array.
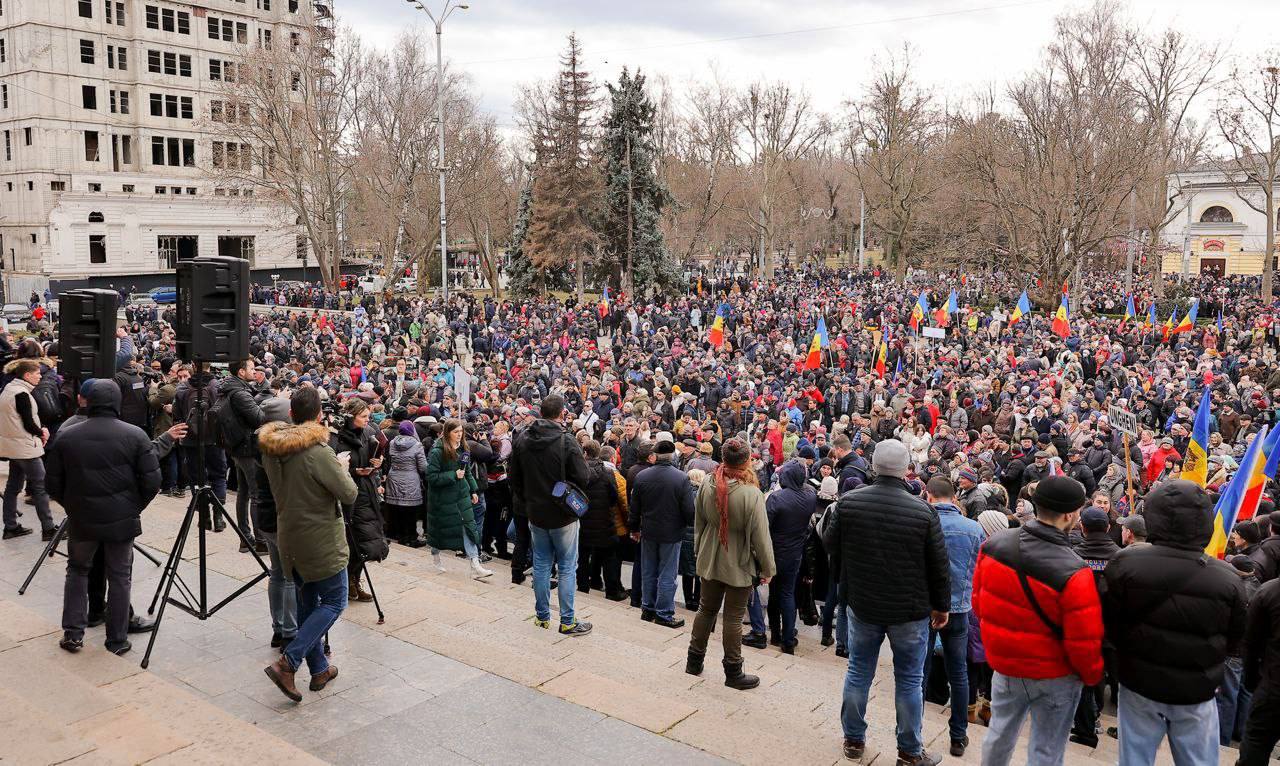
[[766, 461, 816, 562], [933, 502, 983, 613]]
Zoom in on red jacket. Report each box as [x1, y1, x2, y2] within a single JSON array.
[[973, 520, 1104, 686]]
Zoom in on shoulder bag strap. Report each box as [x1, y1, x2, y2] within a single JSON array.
[[1009, 532, 1065, 640]]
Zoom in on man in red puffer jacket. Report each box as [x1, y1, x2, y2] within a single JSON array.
[[972, 475, 1103, 766]]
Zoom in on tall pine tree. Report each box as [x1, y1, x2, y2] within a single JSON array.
[[524, 33, 600, 299], [504, 180, 538, 297], [600, 68, 678, 295]]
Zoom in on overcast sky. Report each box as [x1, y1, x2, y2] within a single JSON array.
[[339, 0, 1280, 131]]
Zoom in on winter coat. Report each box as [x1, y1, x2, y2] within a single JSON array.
[[508, 418, 591, 530], [46, 384, 160, 543], [332, 424, 389, 563], [766, 461, 815, 564], [426, 440, 479, 551], [580, 459, 621, 548], [384, 434, 428, 506], [259, 420, 358, 582], [0, 376, 42, 460], [217, 375, 265, 458], [822, 476, 951, 626], [1102, 497, 1248, 705], [935, 502, 983, 613], [693, 476, 776, 588], [628, 460, 695, 545], [1244, 579, 1280, 691], [973, 520, 1104, 685]]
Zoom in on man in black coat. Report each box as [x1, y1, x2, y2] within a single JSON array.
[[1069, 507, 1121, 748], [1102, 479, 1247, 764], [220, 359, 266, 553], [1241, 573, 1280, 764], [821, 438, 950, 766], [48, 378, 161, 656], [628, 439, 694, 628]]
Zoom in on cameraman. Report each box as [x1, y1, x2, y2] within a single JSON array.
[[173, 365, 227, 529], [219, 359, 267, 553], [331, 398, 388, 602]]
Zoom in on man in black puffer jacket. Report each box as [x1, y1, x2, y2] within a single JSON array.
[[822, 438, 949, 766], [219, 360, 266, 553], [47, 378, 160, 656], [1102, 479, 1247, 764]]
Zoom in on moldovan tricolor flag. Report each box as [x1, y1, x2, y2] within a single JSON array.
[[599, 286, 610, 318], [1163, 307, 1177, 342], [1122, 294, 1136, 326], [1146, 302, 1157, 331], [1051, 293, 1071, 338], [1207, 424, 1269, 559], [1180, 387, 1212, 487], [1174, 299, 1198, 334], [874, 330, 889, 379], [707, 303, 728, 347], [908, 292, 929, 332], [1240, 426, 1280, 524], [803, 318, 827, 370], [1009, 291, 1031, 326]]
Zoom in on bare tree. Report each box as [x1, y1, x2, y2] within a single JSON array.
[[1216, 52, 1280, 300], [205, 17, 364, 290]]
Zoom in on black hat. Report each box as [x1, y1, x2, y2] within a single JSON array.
[[1080, 507, 1109, 531], [1235, 520, 1262, 545], [1230, 556, 1257, 574], [654, 440, 676, 456], [1031, 476, 1087, 516]]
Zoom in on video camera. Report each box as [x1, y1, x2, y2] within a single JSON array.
[[322, 399, 348, 431]]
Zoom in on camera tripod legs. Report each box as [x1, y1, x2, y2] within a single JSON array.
[[18, 516, 161, 596]]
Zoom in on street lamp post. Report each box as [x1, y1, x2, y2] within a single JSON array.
[[406, 0, 468, 303]]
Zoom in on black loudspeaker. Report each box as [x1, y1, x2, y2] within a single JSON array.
[[58, 289, 119, 379], [176, 256, 249, 363]]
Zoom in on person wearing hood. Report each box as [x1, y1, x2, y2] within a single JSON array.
[[764, 460, 816, 654], [46, 375, 161, 656], [1102, 479, 1247, 764], [383, 420, 428, 547], [259, 386, 357, 702], [508, 394, 594, 637]]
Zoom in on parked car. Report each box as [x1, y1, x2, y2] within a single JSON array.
[[2, 303, 32, 324], [394, 276, 417, 292], [357, 274, 385, 293], [149, 286, 177, 304]]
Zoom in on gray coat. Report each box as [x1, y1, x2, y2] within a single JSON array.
[[384, 434, 428, 506]]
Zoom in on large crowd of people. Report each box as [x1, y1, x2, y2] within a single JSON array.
[[4, 266, 1280, 765]]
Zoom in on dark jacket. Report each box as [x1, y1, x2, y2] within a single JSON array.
[[1102, 495, 1248, 705], [332, 424, 388, 563], [47, 382, 160, 542], [1244, 578, 1280, 691], [508, 418, 590, 530], [217, 375, 265, 458], [766, 460, 815, 563], [823, 475, 950, 626], [1073, 530, 1121, 580], [628, 459, 694, 544], [973, 520, 1104, 685], [425, 440, 478, 551], [580, 458, 620, 548], [1256, 535, 1280, 583]]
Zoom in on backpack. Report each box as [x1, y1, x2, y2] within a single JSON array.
[[113, 370, 150, 431], [32, 370, 63, 424], [208, 392, 246, 452]]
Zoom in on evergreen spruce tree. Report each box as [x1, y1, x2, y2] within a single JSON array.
[[504, 180, 538, 297], [600, 67, 679, 295]]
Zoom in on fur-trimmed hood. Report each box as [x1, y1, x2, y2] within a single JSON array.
[[258, 421, 330, 457], [3, 356, 53, 374]]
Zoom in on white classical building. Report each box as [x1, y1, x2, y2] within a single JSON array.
[[0, 0, 327, 299], [1161, 165, 1280, 278]]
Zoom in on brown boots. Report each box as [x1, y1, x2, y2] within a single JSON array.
[[349, 575, 373, 602], [264, 656, 302, 702], [967, 698, 992, 726]]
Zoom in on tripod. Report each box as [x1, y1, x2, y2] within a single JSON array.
[[18, 516, 161, 596], [140, 373, 269, 669]]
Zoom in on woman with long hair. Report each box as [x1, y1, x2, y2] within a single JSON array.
[[331, 398, 389, 602], [684, 438, 776, 691], [426, 418, 493, 580]]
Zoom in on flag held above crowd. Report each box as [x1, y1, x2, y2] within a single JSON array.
[[1207, 424, 1269, 559], [1051, 293, 1070, 338], [1180, 387, 1212, 487], [707, 302, 728, 347], [1009, 291, 1031, 325]]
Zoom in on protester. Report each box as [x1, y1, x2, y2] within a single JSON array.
[[218, 359, 267, 553], [628, 438, 695, 628], [332, 398, 390, 597], [0, 358, 56, 540], [1102, 479, 1248, 764], [260, 387, 357, 701], [252, 397, 297, 650], [823, 439, 950, 766], [426, 418, 492, 579]]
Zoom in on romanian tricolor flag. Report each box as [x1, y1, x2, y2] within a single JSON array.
[[599, 286, 610, 318], [1180, 387, 1212, 487], [1122, 294, 1136, 326], [707, 303, 728, 347], [1174, 299, 1198, 334], [1241, 426, 1280, 523], [874, 330, 889, 379], [908, 292, 929, 332], [1207, 424, 1270, 559], [803, 318, 828, 370], [1163, 307, 1177, 342], [1146, 302, 1157, 331], [894, 356, 903, 378], [1051, 293, 1071, 338], [935, 289, 958, 326], [1009, 291, 1031, 326]]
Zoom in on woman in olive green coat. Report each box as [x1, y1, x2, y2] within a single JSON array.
[[426, 419, 493, 580]]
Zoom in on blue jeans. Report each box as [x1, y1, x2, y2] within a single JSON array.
[[640, 539, 681, 620], [923, 614, 969, 742], [472, 495, 486, 543], [160, 448, 180, 492], [771, 553, 801, 646], [284, 568, 347, 676], [261, 531, 296, 639], [1118, 685, 1218, 765], [1217, 655, 1252, 745], [981, 672, 1081, 766], [747, 586, 766, 633], [841, 610, 928, 755], [821, 577, 847, 650], [530, 521, 579, 626]]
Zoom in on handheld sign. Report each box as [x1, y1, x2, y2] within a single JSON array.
[[1108, 405, 1138, 438], [922, 327, 946, 339]]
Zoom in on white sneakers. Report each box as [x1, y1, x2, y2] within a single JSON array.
[[432, 552, 446, 573], [470, 559, 494, 580]]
